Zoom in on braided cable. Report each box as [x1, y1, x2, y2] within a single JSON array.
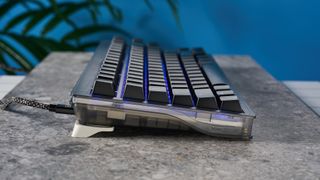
[[0, 97, 50, 110]]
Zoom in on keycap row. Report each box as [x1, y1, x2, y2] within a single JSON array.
[[147, 45, 169, 103], [92, 39, 243, 112], [179, 50, 218, 109], [93, 37, 125, 97], [195, 53, 243, 112], [164, 52, 193, 106], [123, 39, 145, 100]]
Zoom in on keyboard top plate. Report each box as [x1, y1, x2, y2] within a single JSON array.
[[71, 40, 253, 115]]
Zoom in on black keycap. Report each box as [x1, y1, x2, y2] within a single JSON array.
[[93, 37, 244, 113], [194, 89, 217, 109], [213, 85, 230, 91], [214, 86, 243, 112], [179, 53, 218, 109], [147, 45, 168, 104], [124, 82, 144, 100], [219, 96, 243, 112], [132, 38, 143, 43], [93, 79, 115, 96], [195, 53, 244, 112], [172, 89, 193, 106], [93, 37, 125, 97], [179, 48, 192, 56], [164, 52, 193, 107], [196, 55, 228, 86], [124, 41, 145, 101], [148, 86, 168, 103], [216, 90, 235, 96], [192, 47, 206, 55]]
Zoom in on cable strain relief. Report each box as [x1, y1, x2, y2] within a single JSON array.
[[49, 104, 74, 114]]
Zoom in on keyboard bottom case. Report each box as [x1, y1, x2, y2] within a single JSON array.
[[72, 97, 254, 140]]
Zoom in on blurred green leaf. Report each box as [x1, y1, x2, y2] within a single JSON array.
[[8, 33, 48, 60], [88, 6, 98, 24], [4, 2, 72, 32], [144, 0, 154, 11], [3, 11, 34, 32], [61, 25, 130, 42], [41, 2, 103, 36], [89, 0, 100, 13], [26, 0, 45, 9], [49, 0, 59, 12], [0, 0, 181, 75], [166, 0, 182, 30], [1, 32, 77, 60], [28, 36, 77, 52], [0, 51, 15, 75], [21, 0, 46, 10], [0, 0, 45, 20], [102, 0, 123, 22], [88, 0, 100, 23], [48, 0, 78, 30], [22, 9, 54, 35], [0, 1, 16, 18], [21, 1, 31, 10], [78, 41, 100, 50], [0, 40, 32, 71]]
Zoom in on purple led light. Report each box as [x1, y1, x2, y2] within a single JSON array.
[[144, 46, 148, 101], [120, 46, 131, 98], [161, 52, 172, 104], [212, 113, 231, 120], [212, 113, 243, 122]]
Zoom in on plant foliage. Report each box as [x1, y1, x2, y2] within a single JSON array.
[[0, 0, 180, 74]]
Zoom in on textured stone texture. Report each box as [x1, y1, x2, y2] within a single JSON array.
[[0, 53, 320, 180]]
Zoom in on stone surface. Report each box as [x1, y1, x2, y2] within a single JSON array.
[[284, 81, 320, 116], [0, 53, 320, 180]]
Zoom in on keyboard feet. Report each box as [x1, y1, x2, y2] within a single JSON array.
[[71, 121, 114, 137]]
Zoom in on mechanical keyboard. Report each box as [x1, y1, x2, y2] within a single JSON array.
[[70, 36, 255, 139]]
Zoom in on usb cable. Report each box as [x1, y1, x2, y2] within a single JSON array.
[[0, 97, 74, 114]]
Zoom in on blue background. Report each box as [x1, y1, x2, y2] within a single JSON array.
[[1, 0, 319, 80]]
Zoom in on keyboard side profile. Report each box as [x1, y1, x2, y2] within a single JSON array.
[[71, 37, 255, 139]]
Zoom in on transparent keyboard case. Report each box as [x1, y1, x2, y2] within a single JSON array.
[[70, 41, 255, 140]]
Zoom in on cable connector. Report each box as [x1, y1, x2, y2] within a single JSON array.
[[48, 104, 74, 114]]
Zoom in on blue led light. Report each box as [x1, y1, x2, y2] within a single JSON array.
[[120, 46, 131, 98], [161, 51, 172, 104], [212, 113, 231, 120], [212, 113, 242, 122], [92, 94, 106, 99], [144, 46, 148, 101]]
